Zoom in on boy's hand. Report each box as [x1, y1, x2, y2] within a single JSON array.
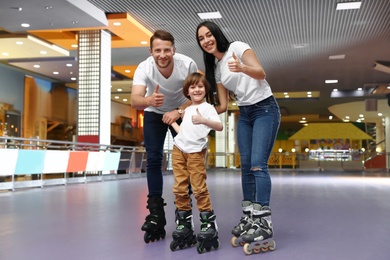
[[191, 108, 204, 125]]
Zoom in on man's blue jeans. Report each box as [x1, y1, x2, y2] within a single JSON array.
[[143, 111, 178, 198], [237, 96, 280, 206]]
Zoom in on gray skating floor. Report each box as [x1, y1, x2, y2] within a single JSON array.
[[1, 168, 390, 260]]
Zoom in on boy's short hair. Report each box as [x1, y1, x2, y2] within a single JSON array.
[[183, 72, 210, 100]]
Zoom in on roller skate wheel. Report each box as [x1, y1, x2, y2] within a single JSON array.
[[230, 236, 238, 247], [214, 239, 220, 249], [243, 243, 252, 255], [144, 233, 151, 243], [197, 243, 204, 254], [170, 240, 177, 251], [268, 240, 276, 251]]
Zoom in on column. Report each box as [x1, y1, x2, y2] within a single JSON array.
[[77, 30, 111, 145], [386, 116, 390, 171]]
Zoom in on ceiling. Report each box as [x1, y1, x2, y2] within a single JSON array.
[[0, 0, 390, 132]]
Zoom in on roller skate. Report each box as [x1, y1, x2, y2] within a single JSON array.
[[141, 197, 167, 243], [231, 201, 253, 247], [242, 203, 276, 255], [170, 210, 197, 251], [196, 211, 219, 254]]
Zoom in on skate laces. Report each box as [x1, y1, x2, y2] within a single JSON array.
[[200, 222, 211, 232]]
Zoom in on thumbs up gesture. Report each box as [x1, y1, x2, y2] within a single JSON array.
[[227, 52, 243, 72], [191, 108, 204, 125], [149, 84, 164, 107]]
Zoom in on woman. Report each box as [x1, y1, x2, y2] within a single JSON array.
[[196, 21, 280, 253]]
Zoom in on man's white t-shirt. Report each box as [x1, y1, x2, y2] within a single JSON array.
[[174, 102, 221, 154], [133, 53, 198, 114]]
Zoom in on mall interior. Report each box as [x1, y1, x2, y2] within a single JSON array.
[[0, 0, 390, 259]]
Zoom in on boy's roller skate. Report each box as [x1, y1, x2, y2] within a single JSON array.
[[141, 197, 167, 243], [242, 203, 276, 255], [196, 211, 219, 254], [170, 210, 197, 251], [231, 200, 253, 247]]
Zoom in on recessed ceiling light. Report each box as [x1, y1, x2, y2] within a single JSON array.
[[378, 113, 383, 116], [21, 23, 30, 28], [123, 99, 128, 102], [33, 64, 40, 68], [114, 96, 119, 99], [336, 1, 362, 10], [357, 88, 362, 91], [53, 71, 59, 75], [16, 41, 23, 45], [329, 116, 333, 120], [71, 44, 78, 48], [329, 54, 345, 60], [325, 79, 338, 84], [125, 70, 131, 73], [71, 77, 77, 81], [66, 64, 72, 67], [40, 50, 47, 55], [292, 43, 307, 49], [333, 89, 338, 92], [140, 41, 148, 45], [2, 52, 9, 56], [197, 11, 222, 19], [117, 88, 122, 92], [113, 22, 121, 26]]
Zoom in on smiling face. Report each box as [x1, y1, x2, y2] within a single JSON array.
[[197, 26, 218, 55], [188, 82, 206, 104], [150, 38, 175, 69]]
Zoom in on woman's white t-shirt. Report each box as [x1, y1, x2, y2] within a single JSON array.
[[215, 41, 273, 106]]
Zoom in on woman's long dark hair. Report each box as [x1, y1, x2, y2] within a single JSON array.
[[196, 21, 231, 106]]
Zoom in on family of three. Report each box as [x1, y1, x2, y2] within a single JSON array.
[[130, 21, 280, 255]]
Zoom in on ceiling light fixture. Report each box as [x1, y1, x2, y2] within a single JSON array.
[[197, 11, 222, 19], [140, 41, 148, 45], [329, 54, 345, 60], [21, 23, 30, 28], [292, 43, 307, 49], [326, 80, 338, 84], [336, 1, 362, 10]]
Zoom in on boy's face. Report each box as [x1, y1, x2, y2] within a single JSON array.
[[188, 82, 206, 104], [150, 39, 176, 69]]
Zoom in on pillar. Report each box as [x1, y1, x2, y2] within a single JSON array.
[[77, 30, 111, 145]]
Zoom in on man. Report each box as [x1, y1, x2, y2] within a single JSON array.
[[131, 30, 198, 243]]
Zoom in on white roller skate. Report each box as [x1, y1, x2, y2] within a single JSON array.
[[242, 203, 276, 255]]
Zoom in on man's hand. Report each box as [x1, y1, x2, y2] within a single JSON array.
[[162, 109, 181, 125], [148, 84, 164, 107]]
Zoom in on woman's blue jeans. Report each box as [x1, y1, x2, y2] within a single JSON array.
[[237, 96, 280, 206], [143, 111, 178, 198]]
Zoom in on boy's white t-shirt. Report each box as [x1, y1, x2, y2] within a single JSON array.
[[133, 53, 198, 114], [174, 102, 221, 154]]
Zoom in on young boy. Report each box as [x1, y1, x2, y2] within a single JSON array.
[[169, 72, 223, 254]]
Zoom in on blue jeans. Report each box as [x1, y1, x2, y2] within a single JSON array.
[[237, 96, 280, 206], [143, 111, 178, 198]]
